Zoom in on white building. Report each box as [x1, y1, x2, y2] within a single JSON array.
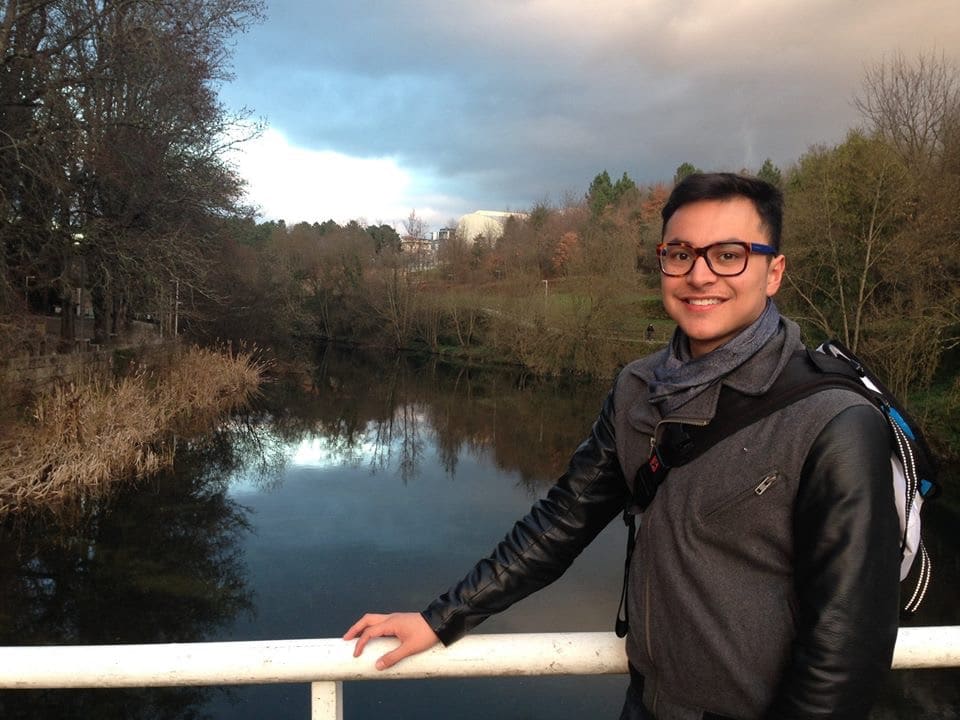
[[456, 210, 527, 243]]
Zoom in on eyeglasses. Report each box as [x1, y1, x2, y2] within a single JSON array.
[[656, 240, 777, 277]]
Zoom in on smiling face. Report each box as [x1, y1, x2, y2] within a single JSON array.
[[660, 197, 785, 358]]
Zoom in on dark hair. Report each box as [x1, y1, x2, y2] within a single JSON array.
[[660, 172, 784, 252]]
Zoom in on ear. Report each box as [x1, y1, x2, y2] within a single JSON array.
[[765, 254, 785, 297]]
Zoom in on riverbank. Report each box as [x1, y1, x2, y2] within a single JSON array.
[[311, 273, 960, 463], [0, 344, 266, 516]]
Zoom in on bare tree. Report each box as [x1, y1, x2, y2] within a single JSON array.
[[781, 129, 958, 396], [855, 51, 960, 173], [854, 51, 960, 371], [0, 0, 264, 347], [403, 209, 428, 239]]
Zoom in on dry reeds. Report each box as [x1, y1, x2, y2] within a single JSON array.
[[0, 345, 266, 516]]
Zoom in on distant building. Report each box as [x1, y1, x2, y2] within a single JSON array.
[[456, 210, 527, 243], [399, 235, 439, 269]]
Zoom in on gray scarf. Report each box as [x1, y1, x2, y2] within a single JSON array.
[[648, 300, 782, 414]]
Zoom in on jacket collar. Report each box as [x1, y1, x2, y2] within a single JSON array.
[[626, 318, 803, 430]]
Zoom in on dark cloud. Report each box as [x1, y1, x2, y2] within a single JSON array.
[[220, 0, 960, 217]]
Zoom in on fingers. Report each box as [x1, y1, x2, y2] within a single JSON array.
[[373, 621, 437, 669], [353, 619, 392, 658], [342, 613, 386, 641], [342, 612, 440, 669], [343, 613, 398, 658]]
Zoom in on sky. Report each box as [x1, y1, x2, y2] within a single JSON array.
[[219, 0, 960, 232]]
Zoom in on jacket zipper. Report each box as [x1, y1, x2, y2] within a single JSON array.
[[701, 472, 781, 523], [644, 559, 653, 662], [754, 472, 778, 495]]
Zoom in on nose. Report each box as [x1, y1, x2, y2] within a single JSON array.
[[686, 254, 717, 285]]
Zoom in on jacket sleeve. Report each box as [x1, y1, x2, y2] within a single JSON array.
[[767, 404, 901, 719], [420, 389, 629, 645]]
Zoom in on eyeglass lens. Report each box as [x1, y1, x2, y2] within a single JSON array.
[[659, 242, 749, 276]]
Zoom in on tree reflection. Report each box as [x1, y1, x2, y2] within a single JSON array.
[[0, 426, 256, 719], [254, 344, 608, 495]]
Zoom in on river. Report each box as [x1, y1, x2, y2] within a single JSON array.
[[0, 346, 957, 718]]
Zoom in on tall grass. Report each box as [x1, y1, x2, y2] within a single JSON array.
[[0, 345, 266, 516]]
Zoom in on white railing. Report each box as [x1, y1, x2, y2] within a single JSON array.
[[2, 628, 958, 719]]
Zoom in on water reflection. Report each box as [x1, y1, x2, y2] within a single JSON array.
[[0, 345, 957, 719], [0, 426, 257, 719], [264, 345, 608, 492]]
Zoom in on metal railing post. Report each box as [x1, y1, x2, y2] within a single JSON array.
[[311, 680, 343, 720]]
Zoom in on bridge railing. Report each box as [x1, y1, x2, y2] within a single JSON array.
[[2, 627, 958, 720]]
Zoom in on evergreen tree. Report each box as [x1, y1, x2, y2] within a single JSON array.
[[757, 158, 783, 187], [587, 170, 637, 216], [587, 170, 615, 216], [673, 162, 702, 185]]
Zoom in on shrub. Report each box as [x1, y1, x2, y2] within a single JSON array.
[[0, 345, 265, 515]]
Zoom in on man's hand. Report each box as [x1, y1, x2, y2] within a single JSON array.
[[343, 612, 440, 670]]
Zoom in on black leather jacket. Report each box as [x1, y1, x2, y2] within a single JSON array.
[[421, 345, 899, 719]]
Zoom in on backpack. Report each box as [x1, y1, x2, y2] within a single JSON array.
[[615, 339, 940, 638]]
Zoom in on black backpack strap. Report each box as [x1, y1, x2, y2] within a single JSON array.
[[660, 349, 870, 468], [615, 510, 637, 638]]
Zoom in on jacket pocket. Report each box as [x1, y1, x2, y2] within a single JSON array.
[[699, 471, 782, 524]]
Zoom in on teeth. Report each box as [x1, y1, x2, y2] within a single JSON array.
[[687, 298, 722, 306]]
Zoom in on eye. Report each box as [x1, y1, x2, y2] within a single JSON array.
[[667, 247, 690, 261], [710, 244, 747, 265]]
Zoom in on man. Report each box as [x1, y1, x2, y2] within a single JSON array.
[[345, 173, 900, 719]]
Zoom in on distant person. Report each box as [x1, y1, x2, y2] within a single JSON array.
[[345, 173, 899, 719], [645, 323, 655, 340]]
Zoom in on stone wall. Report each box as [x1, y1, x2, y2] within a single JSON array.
[[0, 348, 117, 411], [1, 347, 114, 387], [0, 317, 165, 407]]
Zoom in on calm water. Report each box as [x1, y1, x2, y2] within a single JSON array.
[[0, 347, 957, 719]]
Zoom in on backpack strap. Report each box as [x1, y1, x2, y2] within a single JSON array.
[[659, 349, 867, 467], [817, 339, 939, 492]]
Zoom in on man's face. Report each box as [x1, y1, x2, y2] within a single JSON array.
[[660, 197, 785, 358]]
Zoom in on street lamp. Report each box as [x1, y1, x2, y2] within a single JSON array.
[[72, 233, 85, 345]]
